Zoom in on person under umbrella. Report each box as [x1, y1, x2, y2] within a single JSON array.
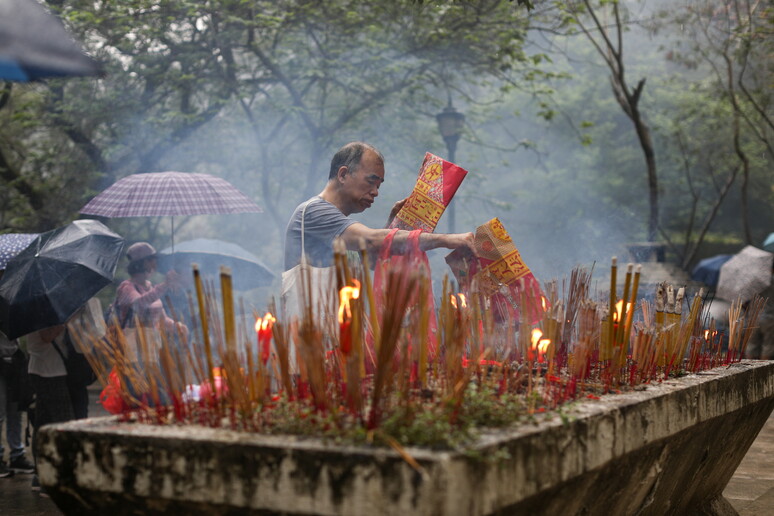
[[26, 323, 71, 493], [0, 234, 38, 479], [0, 273, 35, 480], [26, 299, 102, 494], [110, 242, 188, 407], [113, 242, 188, 357], [0, 220, 124, 493]]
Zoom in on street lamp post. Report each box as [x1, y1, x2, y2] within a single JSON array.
[[436, 101, 465, 233]]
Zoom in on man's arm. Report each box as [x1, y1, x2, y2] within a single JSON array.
[[341, 222, 475, 255]]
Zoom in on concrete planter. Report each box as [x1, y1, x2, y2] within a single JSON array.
[[38, 361, 774, 516]]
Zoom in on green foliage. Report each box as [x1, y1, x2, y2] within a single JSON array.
[[257, 381, 528, 450], [1, 0, 540, 262], [1, 0, 771, 282]]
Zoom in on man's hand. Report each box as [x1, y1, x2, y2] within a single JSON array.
[[385, 197, 408, 228], [445, 232, 476, 254]]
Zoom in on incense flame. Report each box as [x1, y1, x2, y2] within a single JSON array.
[[530, 328, 550, 362], [255, 312, 276, 364], [255, 312, 276, 333], [338, 279, 361, 323], [450, 293, 467, 309], [531, 328, 543, 349], [613, 300, 632, 322]]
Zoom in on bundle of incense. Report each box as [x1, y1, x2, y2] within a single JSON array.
[[389, 152, 468, 232], [618, 264, 641, 365], [664, 285, 682, 364], [675, 289, 704, 363], [655, 283, 666, 329], [445, 217, 546, 324]]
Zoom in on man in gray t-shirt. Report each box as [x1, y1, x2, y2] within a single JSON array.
[[283, 196, 357, 270], [283, 141, 474, 273]]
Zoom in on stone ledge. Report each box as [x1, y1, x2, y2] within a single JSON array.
[[39, 360, 774, 515]]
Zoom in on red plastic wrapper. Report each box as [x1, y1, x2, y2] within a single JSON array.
[[445, 218, 546, 324], [389, 152, 468, 232]]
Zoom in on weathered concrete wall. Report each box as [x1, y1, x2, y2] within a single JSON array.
[[38, 361, 774, 516]]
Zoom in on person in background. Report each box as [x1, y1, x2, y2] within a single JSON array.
[[26, 324, 72, 493], [0, 269, 35, 479], [113, 243, 187, 405], [0, 332, 35, 479], [115, 242, 187, 338]]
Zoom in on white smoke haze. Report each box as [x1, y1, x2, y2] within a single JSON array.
[[81, 0, 770, 315]]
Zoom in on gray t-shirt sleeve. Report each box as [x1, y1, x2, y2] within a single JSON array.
[[284, 197, 357, 270]]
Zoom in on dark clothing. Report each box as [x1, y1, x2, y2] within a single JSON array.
[[283, 196, 357, 271], [69, 384, 89, 420], [29, 374, 74, 465]]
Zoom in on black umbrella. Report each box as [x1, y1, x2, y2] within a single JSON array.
[[156, 238, 275, 290], [0, 0, 100, 81], [0, 220, 124, 339]]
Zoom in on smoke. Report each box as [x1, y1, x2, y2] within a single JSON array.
[[92, 3, 673, 313]]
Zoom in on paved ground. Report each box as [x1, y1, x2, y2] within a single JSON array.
[[724, 409, 774, 515], [0, 385, 109, 516], [1, 387, 773, 515]]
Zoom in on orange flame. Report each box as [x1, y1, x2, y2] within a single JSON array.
[[531, 328, 543, 349], [613, 300, 632, 322], [450, 293, 467, 309], [255, 312, 276, 364], [338, 279, 361, 323], [255, 312, 276, 333], [541, 296, 548, 311]]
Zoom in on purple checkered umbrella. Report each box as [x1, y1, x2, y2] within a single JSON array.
[[80, 171, 262, 249], [80, 172, 262, 217]]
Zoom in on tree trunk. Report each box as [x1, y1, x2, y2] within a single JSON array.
[[629, 105, 658, 242]]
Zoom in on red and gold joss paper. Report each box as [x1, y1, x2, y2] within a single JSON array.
[[389, 152, 468, 232], [445, 218, 545, 324]]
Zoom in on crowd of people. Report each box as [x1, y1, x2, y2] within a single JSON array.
[[0, 241, 189, 494]]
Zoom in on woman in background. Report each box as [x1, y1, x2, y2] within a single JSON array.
[[115, 242, 186, 337]]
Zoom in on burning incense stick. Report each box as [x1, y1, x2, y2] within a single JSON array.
[[620, 264, 641, 362], [193, 264, 216, 398], [608, 257, 617, 355]]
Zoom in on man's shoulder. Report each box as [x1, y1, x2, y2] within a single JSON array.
[[305, 196, 339, 212], [293, 196, 349, 221]]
